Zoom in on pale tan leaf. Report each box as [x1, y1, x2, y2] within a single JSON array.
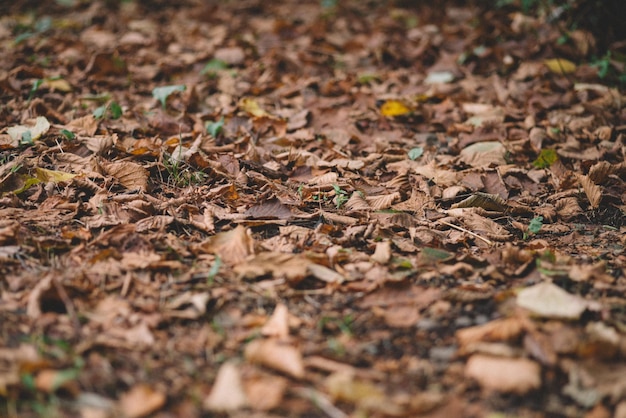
[[576, 174, 602, 208], [102, 160, 148, 191], [465, 355, 541, 394], [199, 225, 255, 265], [245, 198, 292, 220], [135, 215, 174, 232], [413, 162, 459, 187], [371, 240, 391, 264], [66, 114, 99, 136], [307, 263, 345, 284], [245, 339, 305, 378], [555, 197, 583, 221], [244, 373, 288, 411], [461, 212, 512, 241], [517, 281, 590, 319], [317, 158, 365, 170], [588, 161, 613, 184], [119, 384, 166, 418], [234, 252, 310, 282], [309, 171, 338, 186], [459, 141, 507, 168], [345, 191, 370, 212], [456, 317, 525, 349], [82, 134, 115, 155], [452, 192, 508, 212], [262, 304, 290, 339], [204, 362, 248, 412], [365, 192, 400, 210]]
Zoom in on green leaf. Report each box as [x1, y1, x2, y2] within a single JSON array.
[[207, 256, 222, 284], [528, 216, 543, 234], [205, 117, 224, 137], [532, 149, 558, 168], [93, 104, 107, 119], [201, 59, 228, 77], [152, 85, 186, 109], [408, 147, 424, 160], [109, 101, 123, 119], [20, 131, 33, 145], [60, 129, 75, 140]]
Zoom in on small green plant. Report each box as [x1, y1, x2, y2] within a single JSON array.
[[205, 117, 224, 137], [206, 256, 222, 285], [532, 149, 558, 168], [524, 216, 544, 239], [408, 147, 424, 160], [28, 79, 43, 102], [201, 59, 228, 78], [60, 129, 75, 140], [163, 152, 208, 188], [152, 84, 186, 109], [93, 101, 122, 120], [332, 183, 349, 209]]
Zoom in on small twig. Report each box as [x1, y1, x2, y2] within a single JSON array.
[[439, 220, 494, 246]]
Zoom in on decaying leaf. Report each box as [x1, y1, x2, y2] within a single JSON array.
[[576, 174, 602, 208], [101, 161, 148, 191], [119, 384, 166, 418], [465, 354, 541, 394], [204, 362, 248, 412], [516, 282, 594, 320], [245, 339, 305, 379]]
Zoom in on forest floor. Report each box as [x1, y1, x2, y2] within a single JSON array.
[[1, 0, 625, 417]]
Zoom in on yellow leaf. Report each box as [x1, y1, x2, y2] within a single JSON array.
[[239, 97, 271, 118], [544, 58, 576, 75], [35, 167, 77, 183], [44, 78, 72, 92], [380, 100, 412, 117]]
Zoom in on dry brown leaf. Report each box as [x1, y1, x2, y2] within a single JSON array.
[[102, 160, 148, 191], [309, 171, 339, 186], [198, 225, 255, 265], [556, 197, 583, 221], [459, 141, 507, 168], [456, 317, 525, 349], [307, 263, 345, 284], [460, 212, 512, 241], [244, 339, 305, 378], [465, 355, 541, 394], [204, 362, 248, 412], [242, 369, 288, 411], [262, 304, 290, 339], [325, 371, 403, 415], [576, 174, 602, 209], [119, 384, 166, 418], [234, 252, 310, 282], [588, 161, 614, 184], [365, 192, 400, 210], [245, 198, 292, 220], [371, 240, 391, 264], [345, 191, 370, 212], [516, 281, 594, 320]]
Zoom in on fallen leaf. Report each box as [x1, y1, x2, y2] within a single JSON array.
[[204, 362, 248, 412], [544, 58, 576, 75], [465, 354, 541, 394], [516, 281, 591, 320], [119, 384, 166, 418], [244, 339, 305, 378], [7, 116, 50, 142]]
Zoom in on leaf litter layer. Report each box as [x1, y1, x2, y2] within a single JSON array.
[[0, 0, 625, 417]]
